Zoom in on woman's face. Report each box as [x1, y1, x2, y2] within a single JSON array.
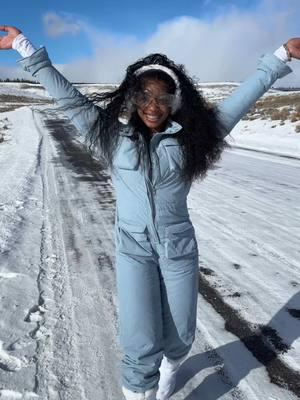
[[135, 79, 172, 133]]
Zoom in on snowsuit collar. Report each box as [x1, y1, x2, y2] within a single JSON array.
[[119, 119, 183, 137]]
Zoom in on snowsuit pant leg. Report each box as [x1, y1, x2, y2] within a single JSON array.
[[159, 250, 199, 360], [155, 223, 199, 361], [115, 222, 199, 392], [115, 236, 164, 392]]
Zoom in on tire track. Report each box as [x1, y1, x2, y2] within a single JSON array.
[[199, 273, 300, 397], [36, 111, 122, 399]]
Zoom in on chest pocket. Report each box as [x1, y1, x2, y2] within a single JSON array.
[[113, 137, 140, 170], [163, 143, 184, 172]]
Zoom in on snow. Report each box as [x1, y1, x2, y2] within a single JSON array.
[[188, 149, 300, 373], [194, 298, 298, 400], [0, 389, 39, 399], [227, 119, 300, 159], [0, 341, 23, 372], [0, 83, 48, 100], [0, 82, 299, 399]]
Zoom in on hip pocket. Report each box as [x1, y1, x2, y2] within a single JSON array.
[[164, 221, 198, 260], [116, 221, 152, 258]]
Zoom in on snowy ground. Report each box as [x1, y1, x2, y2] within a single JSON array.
[[0, 83, 299, 399]]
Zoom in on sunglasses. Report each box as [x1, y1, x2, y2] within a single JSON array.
[[132, 90, 175, 108]]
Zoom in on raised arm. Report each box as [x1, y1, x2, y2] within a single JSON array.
[[0, 26, 104, 138], [217, 38, 300, 138]]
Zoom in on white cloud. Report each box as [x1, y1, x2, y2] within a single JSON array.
[[43, 12, 84, 38], [6, 1, 300, 86]]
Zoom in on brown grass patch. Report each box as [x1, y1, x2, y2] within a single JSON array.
[[0, 95, 53, 113], [243, 93, 300, 122], [256, 93, 300, 108]]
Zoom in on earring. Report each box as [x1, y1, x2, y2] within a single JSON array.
[[118, 100, 135, 125]]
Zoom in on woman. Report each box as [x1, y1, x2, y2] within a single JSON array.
[[0, 25, 299, 400]]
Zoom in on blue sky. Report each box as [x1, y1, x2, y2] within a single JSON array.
[[2, 0, 260, 64], [0, 0, 299, 85]]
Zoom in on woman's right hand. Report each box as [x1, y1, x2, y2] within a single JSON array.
[[0, 26, 22, 50]]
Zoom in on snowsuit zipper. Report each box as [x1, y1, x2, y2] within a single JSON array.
[[141, 135, 160, 243]]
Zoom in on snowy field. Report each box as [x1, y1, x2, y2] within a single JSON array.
[[0, 83, 299, 399]]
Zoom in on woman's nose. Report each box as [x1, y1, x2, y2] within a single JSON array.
[[146, 98, 159, 110]]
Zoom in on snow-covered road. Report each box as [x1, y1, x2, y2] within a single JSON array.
[[0, 106, 299, 399]]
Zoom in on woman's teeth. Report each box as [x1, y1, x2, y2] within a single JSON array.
[[145, 114, 160, 122]]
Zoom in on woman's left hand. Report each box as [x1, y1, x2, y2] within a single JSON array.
[[286, 38, 300, 60], [0, 26, 21, 50]]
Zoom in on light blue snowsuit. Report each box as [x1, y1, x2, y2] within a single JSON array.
[[19, 48, 291, 393]]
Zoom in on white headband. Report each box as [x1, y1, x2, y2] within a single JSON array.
[[134, 64, 181, 113], [134, 65, 180, 87]]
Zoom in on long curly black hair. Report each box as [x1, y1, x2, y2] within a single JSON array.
[[85, 53, 228, 182]]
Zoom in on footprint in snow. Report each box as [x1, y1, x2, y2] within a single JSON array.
[[7, 337, 32, 351], [15, 200, 24, 210], [29, 325, 49, 340], [24, 304, 46, 323], [24, 305, 49, 340], [0, 341, 23, 372]]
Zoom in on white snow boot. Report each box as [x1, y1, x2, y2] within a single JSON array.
[[122, 385, 158, 400], [156, 355, 187, 400]]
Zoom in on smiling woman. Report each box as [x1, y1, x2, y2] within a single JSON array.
[[133, 80, 174, 132], [0, 24, 299, 400]]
